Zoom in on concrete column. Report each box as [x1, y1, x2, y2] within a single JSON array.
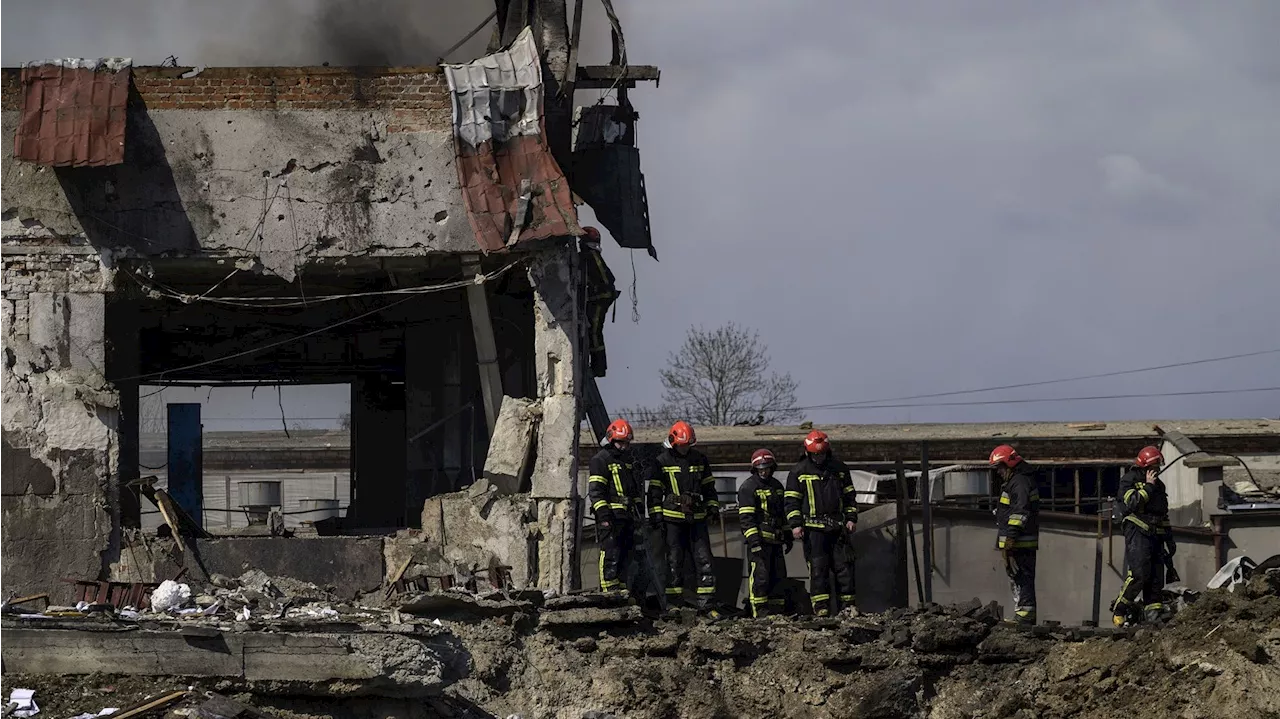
[[1, 258, 118, 601], [462, 255, 504, 436], [527, 243, 582, 591]]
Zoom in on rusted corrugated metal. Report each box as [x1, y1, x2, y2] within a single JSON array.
[[445, 27, 580, 253], [14, 59, 131, 167]]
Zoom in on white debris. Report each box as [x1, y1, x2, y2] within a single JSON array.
[[7, 688, 38, 717], [433, 618, 444, 626], [151, 580, 192, 612], [238, 606, 251, 621], [67, 708, 118, 719]]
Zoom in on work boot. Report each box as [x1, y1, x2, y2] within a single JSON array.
[[753, 605, 772, 619], [814, 607, 831, 618], [1144, 607, 1164, 625]]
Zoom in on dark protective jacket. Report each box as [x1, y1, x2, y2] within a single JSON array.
[[588, 445, 644, 523], [583, 245, 620, 306], [738, 471, 787, 546], [785, 455, 859, 530], [997, 462, 1041, 550], [647, 448, 720, 523], [1117, 468, 1171, 538]]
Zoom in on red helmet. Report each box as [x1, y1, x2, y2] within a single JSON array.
[[989, 444, 1022, 468], [666, 421, 696, 448], [605, 418, 633, 443], [582, 226, 602, 243], [1135, 446, 1163, 468], [750, 449, 776, 469], [803, 430, 830, 454]]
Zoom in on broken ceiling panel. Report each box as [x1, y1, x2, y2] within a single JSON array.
[[444, 27, 580, 253], [571, 104, 656, 259], [14, 58, 131, 167]]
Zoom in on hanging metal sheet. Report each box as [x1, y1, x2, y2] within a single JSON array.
[[444, 27, 580, 252], [14, 58, 131, 167]]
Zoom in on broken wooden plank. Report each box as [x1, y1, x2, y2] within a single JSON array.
[[112, 690, 191, 719], [1067, 423, 1107, 431]]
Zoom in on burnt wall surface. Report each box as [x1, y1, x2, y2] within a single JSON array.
[[1, 247, 118, 601], [2, 66, 479, 281]]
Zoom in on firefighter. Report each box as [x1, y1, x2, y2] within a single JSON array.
[[581, 227, 621, 378], [647, 420, 720, 613], [738, 448, 792, 617], [785, 430, 857, 617], [990, 444, 1040, 625], [589, 418, 644, 595], [1112, 445, 1175, 626]]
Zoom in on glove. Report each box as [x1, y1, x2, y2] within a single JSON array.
[[1164, 538, 1177, 557], [595, 509, 614, 527], [784, 537, 795, 555], [706, 505, 720, 519], [647, 513, 662, 530]]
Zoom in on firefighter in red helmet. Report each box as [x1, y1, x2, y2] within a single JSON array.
[[990, 444, 1040, 625], [738, 448, 791, 617], [1112, 445, 1174, 626], [785, 430, 858, 616], [589, 418, 644, 595], [646, 421, 721, 615]]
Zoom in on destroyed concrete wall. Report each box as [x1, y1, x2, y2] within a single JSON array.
[[1, 246, 118, 602], [1, 66, 480, 281], [420, 491, 572, 591], [905, 509, 1220, 623]]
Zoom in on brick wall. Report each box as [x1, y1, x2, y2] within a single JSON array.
[[1, 252, 106, 342], [1, 66, 450, 114]]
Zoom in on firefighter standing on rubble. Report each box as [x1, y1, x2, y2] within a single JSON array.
[[581, 227, 621, 378], [589, 418, 645, 595], [1112, 446, 1175, 626], [785, 430, 858, 617], [738, 449, 792, 617], [647, 421, 721, 615], [990, 444, 1041, 625]]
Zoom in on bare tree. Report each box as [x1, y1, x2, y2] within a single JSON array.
[[622, 323, 801, 428]]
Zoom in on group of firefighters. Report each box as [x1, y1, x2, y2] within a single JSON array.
[[588, 418, 1176, 627]]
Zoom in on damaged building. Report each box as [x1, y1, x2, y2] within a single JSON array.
[[1, 3, 660, 603]]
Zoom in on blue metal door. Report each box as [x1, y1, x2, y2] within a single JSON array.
[[166, 403, 203, 528]]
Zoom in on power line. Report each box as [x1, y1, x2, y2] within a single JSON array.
[[791, 386, 1280, 412], [782, 347, 1280, 412], [113, 260, 527, 383]]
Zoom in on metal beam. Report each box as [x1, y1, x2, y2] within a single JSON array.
[[574, 65, 660, 89], [462, 254, 504, 434]]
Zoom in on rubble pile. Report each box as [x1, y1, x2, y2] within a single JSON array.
[[4, 572, 1278, 719]]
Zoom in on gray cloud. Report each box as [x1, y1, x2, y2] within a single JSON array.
[[4, 1, 1278, 425]]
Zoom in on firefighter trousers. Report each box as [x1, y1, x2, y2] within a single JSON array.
[[598, 519, 635, 593], [803, 529, 855, 615], [1113, 524, 1163, 620], [587, 299, 614, 377], [747, 542, 787, 617], [665, 521, 716, 607], [1006, 549, 1037, 624]]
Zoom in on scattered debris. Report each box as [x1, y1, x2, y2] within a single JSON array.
[[149, 581, 191, 613], [5, 689, 38, 718]]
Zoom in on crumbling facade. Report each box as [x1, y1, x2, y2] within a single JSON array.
[[2, 3, 659, 601]]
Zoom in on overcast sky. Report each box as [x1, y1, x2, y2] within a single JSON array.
[[4, 1, 1278, 428]]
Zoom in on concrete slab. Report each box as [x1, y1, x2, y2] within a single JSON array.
[[483, 396, 538, 495], [0, 625, 464, 697]]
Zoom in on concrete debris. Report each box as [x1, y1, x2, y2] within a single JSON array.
[[4, 571, 1279, 718], [149, 581, 191, 613], [483, 396, 540, 495]]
